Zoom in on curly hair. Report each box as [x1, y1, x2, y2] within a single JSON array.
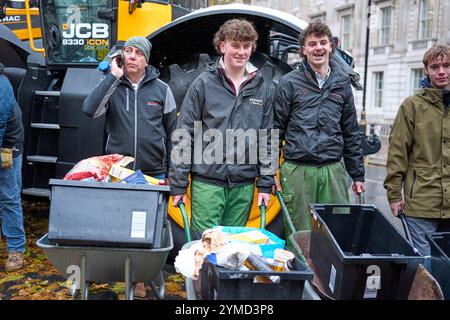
[[423, 44, 450, 67], [213, 19, 258, 55], [298, 21, 335, 58]]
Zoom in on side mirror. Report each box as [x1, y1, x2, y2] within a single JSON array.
[[0, 0, 6, 20]]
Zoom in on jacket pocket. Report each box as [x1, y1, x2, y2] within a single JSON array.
[[409, 170, 416, 198]]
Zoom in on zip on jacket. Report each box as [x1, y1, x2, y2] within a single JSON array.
[[410, 170, 416, 198], [82, 66, 177, 176]]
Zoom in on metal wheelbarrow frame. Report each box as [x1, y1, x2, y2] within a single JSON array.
[[36, 222, 173, 300]]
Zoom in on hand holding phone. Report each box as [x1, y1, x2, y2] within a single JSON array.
[[110, 50, 124, 79]]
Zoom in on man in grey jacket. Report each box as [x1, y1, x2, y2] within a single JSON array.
[[170, 19, 275, 238], [274, 21, 365, 233], [83, 36, 177, 180], [83, 36, 176, 298]]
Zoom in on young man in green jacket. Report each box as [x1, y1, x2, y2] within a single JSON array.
[[274, 22, 365, 233], [170, 19, 275, 238], [384, 45, 450, 264]]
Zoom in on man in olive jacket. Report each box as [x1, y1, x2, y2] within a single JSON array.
[[384, 45, 450, 261]]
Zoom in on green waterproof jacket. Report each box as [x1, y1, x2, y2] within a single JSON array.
[[384, 88, 450, 219]]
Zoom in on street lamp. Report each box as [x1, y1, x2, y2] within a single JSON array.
[[361, 0, 372, 135]]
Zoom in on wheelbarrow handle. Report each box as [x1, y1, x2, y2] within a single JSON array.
[[259, 204, 266, 230], [398, 210, 412, 243], [358, 191, 365, 204], [275, 190, 296, 235], [178, 202, 192, 243]]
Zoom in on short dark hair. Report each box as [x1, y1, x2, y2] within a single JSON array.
[[213, 19, 258, 55], [298, 21, 335, 58], [423, 44, 450, 67]]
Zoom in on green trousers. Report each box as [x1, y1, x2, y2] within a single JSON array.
[[190, 180, 254, 233], [280, 161, 349, 235]]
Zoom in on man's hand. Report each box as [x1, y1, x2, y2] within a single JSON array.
[[1, 147, 13, 169], [352, 181, 365, 195], [389, 200, 404, 217], [272, 175, 282, 194], [172, 194, 187, 207], [257, 193, 271, 207], [110, 56, 124, 79]]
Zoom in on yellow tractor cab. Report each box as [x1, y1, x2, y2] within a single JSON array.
[[0, 0, 41, 41]]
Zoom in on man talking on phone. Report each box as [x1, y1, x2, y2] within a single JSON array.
[[82, 36, 176, 298], [83, 36, 177, 182]]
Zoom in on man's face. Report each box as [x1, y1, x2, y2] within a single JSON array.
[[219, 39, 253, 71], [301, 34, 333, 69], [425, 55, 450, 90], [123, 46, 148, 77]]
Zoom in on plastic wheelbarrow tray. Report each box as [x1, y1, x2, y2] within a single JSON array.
[[36, 222, 173, 300], [308, 203, 424, 300], [47, 179, 170, 249], [178, 202, 319, 300]]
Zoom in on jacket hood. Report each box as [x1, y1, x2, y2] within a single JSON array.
[[420, 76, 432, 88], [416, 88, 443, 107], [145, 65, 160, 80], [330, 58, 350, 82]]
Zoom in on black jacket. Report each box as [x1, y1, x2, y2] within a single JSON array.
[[2, 103, 24, 157], [169, 62, 275, 195], [82, 66, 177, 177], [1, 64, 23, 157], [274, 59, 364, 182]]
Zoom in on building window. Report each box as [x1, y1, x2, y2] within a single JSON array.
[[378, 6, 392, 45], [340, 15, 351, 51], [374, 72, 384, 108], [293, 0, 300, 10], [411, 68, 424, 93], [418, 0, 434, 40]]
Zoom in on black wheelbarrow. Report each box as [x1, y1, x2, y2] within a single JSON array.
[[177, 202, 268, 300], [178, 201, 316, 300]]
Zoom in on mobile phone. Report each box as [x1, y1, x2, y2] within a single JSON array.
[[109, 50, 124, 68]]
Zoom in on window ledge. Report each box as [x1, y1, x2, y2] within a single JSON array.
[[308, 10, 326, 19], [335, 3, 354, 12], [409, 39, 437, 50], [371, 45, 394, 55]]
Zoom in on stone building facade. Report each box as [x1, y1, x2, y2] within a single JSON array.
[[251, 0, 450, 164]]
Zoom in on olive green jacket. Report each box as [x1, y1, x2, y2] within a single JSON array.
[[384, 88, 450, 219]]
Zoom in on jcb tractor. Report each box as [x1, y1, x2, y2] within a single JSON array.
[[0, 0, 379, 251]]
